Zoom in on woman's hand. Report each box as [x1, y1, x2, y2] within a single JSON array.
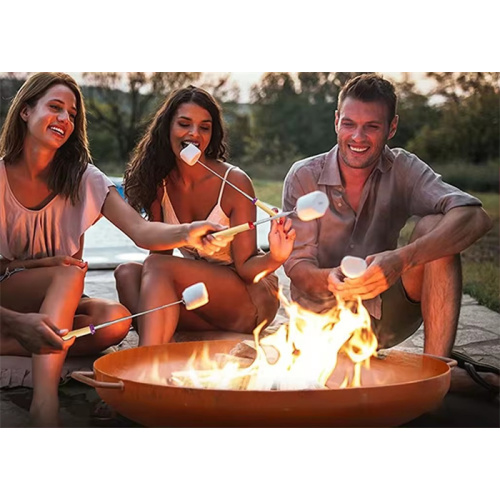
[[268, 217, 296, 264], [186, 221, 234, 256], [4, 310, 75, 354], [38, 256, 88, 269]]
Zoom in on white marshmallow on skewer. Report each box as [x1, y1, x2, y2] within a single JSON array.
[[63, 282, 211, 341], [180, 143, 202, 166], [296, 191, 329, 221], [341, 256, 367, 279], [213, 191, 329, 239], [182, 282, 209, 310]]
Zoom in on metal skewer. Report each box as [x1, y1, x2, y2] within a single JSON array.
[[180, 144, 276, 217], [62, 283, 209, 341], [213, 190, 330, 239]]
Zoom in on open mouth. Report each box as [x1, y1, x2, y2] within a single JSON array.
[[349, 145, 369, 154], [49, 126, 65, 138], [181, 140, 200, 150]]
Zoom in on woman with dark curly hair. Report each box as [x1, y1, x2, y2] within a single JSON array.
[[115, 86, 296, 346], [0, 74, 228, 426]]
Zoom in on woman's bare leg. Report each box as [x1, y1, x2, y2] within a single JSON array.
[[69, 298, 131, 356], [114, 262, 143, 332], [137, 254, 262, 346], [1, 265, 85, 426]]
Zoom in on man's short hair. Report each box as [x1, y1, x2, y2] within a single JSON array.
[[338, 74, 397, 124]]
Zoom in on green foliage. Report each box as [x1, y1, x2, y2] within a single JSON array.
[[407, 73, 499, 164], [431, 160, 499, 193], [463, 262, 499, 312], [242, 72, 366, 179], [252, 179, 285, 208]]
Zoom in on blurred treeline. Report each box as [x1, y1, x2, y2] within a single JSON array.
[[1, 72, 498, 191]]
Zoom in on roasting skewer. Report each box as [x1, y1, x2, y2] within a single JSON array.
[[62, 282, 209, 341], [180, 143, 276, 216], [212, 190, 329, 239]]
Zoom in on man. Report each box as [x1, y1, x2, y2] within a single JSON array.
[[283, 74, 492, 358], [1, 307, 74, 355]]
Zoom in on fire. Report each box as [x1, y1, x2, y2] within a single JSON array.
[[253, 270, 269, 283], [167, 290, 379, 391]]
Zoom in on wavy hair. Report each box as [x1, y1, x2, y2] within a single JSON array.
[[0, 72, 91, 204], [124, 86, 228, 219], [338, 73, 398, 125]]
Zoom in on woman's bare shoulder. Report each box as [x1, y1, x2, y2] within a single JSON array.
[[222, 162, 254, 192]]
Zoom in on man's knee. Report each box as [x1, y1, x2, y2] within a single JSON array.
[[409, 214, 444, 242]]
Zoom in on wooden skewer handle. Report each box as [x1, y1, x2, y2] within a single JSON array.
[[213, 222, 253, 239], [254, 199, 277, 216], [62, 326, 93, 341]]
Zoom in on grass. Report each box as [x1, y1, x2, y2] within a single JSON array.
[[254, 180, 499, 312]]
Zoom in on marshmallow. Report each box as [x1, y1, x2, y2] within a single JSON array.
[[182, 282, 209, 310], [180, 143, 202, 166], [340, 256, 367, 279], [296, 191, 329, 221]]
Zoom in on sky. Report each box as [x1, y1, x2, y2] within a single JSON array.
[[60, 71, 434, 104], [228, 72, 434, 101]]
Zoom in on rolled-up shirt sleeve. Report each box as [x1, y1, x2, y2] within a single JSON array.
[[405, 154, 482, 216]]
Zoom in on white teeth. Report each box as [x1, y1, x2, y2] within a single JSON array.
[[49, 126, 64, 136], [182, 141, 199, 148], [350, 146, 368, 153]]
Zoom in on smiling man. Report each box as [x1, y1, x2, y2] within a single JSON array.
[[282, 73, 492, 358]]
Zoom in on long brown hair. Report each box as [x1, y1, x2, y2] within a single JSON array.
[[124, 86, 228, 219], [0, 72, 91, 204]]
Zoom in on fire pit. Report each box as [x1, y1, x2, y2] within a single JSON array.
[[72, 339, 454, 427]]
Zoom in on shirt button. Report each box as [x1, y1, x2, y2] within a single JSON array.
[[337, 202, 342, 207]]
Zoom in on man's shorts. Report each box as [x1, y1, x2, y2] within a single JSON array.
[[370, 278, 423, 349]]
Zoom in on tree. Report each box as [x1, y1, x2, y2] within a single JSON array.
[[82, 72, 201, 165], [245, 72, 366, 178], [408, 72, 500, 164], [0, 73, 28, 125]]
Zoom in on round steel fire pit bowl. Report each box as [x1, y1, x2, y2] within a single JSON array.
[[72, 340, 453, 427]]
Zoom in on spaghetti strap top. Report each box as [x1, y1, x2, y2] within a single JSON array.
[[161, 166, 237, 264]]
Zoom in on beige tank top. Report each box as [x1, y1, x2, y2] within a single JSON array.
[[161, 166, 237, 264]]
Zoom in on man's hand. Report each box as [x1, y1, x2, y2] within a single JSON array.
[[9, 312, 75, 354], [186, 221, 234, 256], [328, 250, 405, 301]]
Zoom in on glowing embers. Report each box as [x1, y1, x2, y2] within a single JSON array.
[[168, 291, 378, 391]]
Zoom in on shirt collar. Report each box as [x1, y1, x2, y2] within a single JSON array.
[[318, 144, 395, 186]]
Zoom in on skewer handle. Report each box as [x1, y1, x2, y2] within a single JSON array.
[[213, 222, 254, 239], [254, 199, 277, 216], [62, 325, 94, 341]]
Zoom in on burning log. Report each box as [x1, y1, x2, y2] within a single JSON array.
[[229, 340, 280, 364]]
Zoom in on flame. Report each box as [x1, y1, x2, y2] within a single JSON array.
[[253, 270, 269, 284], [164, 289, 378, 391]]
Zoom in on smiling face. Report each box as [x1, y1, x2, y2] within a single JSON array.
[[335, 97, 398, 172], [170, 102, 213, 164], [21, 83, 77, 152]]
